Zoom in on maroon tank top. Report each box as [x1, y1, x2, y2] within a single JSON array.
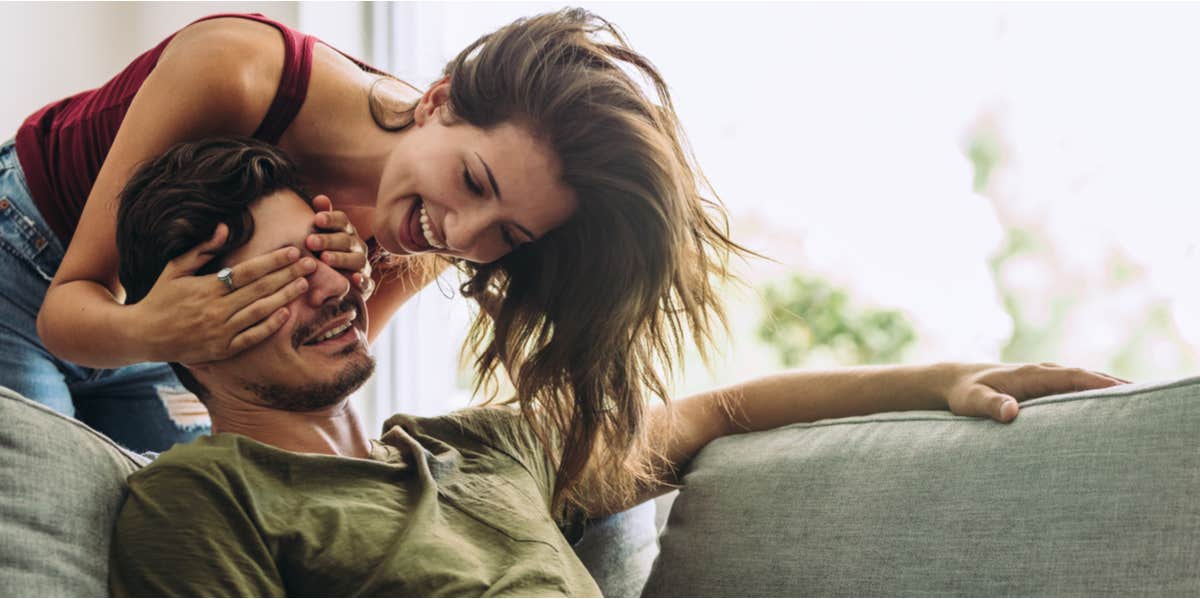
[[13, 13, 364, 245]]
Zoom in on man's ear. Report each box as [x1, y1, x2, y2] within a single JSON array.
[[413, 78, 452, 127]]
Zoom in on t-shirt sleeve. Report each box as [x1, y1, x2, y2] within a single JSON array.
[[470, 409, 591, 538], [109, 465, 285, 597], [428, 408, 561, 508]]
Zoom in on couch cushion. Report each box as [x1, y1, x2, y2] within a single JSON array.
[[644, 376, 1200, 597], [0, 386, 147, 597]]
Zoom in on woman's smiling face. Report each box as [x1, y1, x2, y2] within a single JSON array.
[[373, 81, 577, 264]]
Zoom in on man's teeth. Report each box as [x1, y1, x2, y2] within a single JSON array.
[[315, 322, 352, 343], [418, 203, 445, 249]]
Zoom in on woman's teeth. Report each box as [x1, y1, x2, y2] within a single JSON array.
[[418, 203, 445, 250]]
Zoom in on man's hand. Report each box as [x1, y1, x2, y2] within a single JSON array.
[[943, 362, 1131, 423]]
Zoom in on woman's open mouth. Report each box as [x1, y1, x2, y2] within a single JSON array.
[[399, 198, 444, 252]]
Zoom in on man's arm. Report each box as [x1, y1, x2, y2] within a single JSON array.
[[625, 361, 1124, 510], [627, 363, 950, 507]]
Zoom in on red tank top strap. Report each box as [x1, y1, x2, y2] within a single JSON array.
[[252, 33, 315, 144]]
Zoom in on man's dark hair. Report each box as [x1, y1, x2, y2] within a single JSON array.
[[116, 136, 310, 398]]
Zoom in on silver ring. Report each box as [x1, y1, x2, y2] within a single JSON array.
[[216, 267, 236, 293]]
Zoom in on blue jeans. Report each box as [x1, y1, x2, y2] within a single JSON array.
[[0, 138, 210, 452]]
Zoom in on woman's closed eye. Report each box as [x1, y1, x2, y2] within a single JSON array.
[[463, 167, 483, 196], [463, 166, 517, 249]]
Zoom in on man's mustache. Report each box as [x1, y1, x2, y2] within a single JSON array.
[[292, 299, 359, 348]]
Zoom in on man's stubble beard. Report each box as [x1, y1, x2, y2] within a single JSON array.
[[245, 344, 376, 412]]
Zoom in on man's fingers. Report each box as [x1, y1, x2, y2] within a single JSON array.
[[1065, 367, 1123, 392], [994, 394, 1019, 423], [1099, 371, 1132, 385], [165, 224, 228, 277]]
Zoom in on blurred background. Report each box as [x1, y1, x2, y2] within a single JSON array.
[[6, 2, 1198, 433]]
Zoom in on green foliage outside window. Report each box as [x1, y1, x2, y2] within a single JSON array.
[[757, 274, 916, 368]]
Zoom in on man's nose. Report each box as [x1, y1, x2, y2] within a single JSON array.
[[305, 260, 351, 306]]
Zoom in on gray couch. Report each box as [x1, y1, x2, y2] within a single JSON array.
[[3, 376, 1199, 597]]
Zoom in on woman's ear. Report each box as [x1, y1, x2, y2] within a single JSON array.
[[413, 78, 452, 126]]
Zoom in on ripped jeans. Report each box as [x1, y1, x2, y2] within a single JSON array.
[[0, 138, 209, 453]]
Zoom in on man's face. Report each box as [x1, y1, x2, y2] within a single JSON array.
[[191, 189, 374, 411]]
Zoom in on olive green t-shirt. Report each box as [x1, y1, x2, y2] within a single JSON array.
[[109, 408, 602, 597]]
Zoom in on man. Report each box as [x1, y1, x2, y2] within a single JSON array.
[[110, 138, 1125, 596]]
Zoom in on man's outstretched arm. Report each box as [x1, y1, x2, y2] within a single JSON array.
[[594, 361, 1127, 515]]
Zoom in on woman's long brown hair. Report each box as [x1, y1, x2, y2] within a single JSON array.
[[371, 8, 763, 517]]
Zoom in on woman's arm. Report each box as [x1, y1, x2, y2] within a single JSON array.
[[37, 18, 303, 367]]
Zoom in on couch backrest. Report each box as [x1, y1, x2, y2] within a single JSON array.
[[645, 376, 1200, 597], [0, 386, 148, 597]]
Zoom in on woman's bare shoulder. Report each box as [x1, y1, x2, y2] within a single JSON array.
[[157, 17, 287, 85], [165, 15, 288, 53]]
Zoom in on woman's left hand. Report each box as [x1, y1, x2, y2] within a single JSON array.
[[308, 195, 375, 300], [944, 362, 1132, 423]]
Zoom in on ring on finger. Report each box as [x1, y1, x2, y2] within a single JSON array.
[[217, 267, 237, 293]]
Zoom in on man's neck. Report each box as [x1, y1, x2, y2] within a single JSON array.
[[204, 394, 371, 459]]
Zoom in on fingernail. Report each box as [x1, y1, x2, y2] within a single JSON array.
[[286, 247, 300, 260], [301, 258, 316, 270]]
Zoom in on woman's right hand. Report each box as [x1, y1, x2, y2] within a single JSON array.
[[131, 224, 317, 365]]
